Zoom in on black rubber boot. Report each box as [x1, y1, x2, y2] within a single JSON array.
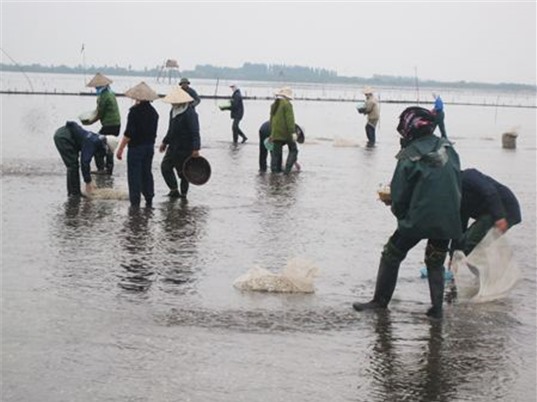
[[353, 241, 405, 312], [425, 244, 447, 319]]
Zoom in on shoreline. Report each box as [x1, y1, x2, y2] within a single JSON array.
[[1, 90, 535, 109]]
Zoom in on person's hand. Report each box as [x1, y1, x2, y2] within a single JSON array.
[[116, 148, 123, 160], [192, 150, 200, 158], [85, 182, 95, 195], [159, 143, 167, 153], [495, 218, 509, 233]]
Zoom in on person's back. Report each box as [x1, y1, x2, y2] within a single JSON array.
[[453, 168, 522, 255], [461, 168, 521, 227], [230, 87, 244, 120], [270, 98, 295, 141], [125, 101, 159, 147], [97, 88, 121, 127], [164, 106, 200, 152], [391, 135, 462, 240]]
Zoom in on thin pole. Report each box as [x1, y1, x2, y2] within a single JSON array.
[[0, 47, 34, 91], [81, 43, 87, 85], [414, 66, 420, 104]]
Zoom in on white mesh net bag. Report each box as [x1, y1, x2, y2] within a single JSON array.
[[451, 228, 520, 303]]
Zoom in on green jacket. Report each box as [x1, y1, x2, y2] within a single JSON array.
[[269, 98, 295, 142], [390, 135, 462, 239], [96, 89, 121, 126]]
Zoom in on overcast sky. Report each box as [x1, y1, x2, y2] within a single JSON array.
[[2, 1, 536, 85]]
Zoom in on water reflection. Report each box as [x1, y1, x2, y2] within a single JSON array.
[[50, 197, 120, 293], [157, 201, 208, 294], [118, 207, 156, 292], [365, 312, 458, 401], [253, 173, 302, 267]]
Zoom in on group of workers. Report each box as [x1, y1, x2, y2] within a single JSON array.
[[352, 106, 521, 318], [53, 74, 521, 319], [54, 73, 202, 207]]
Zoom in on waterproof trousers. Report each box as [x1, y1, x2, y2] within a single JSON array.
[[54, 126, 82, 197], [365, 123, 376, 146], [95, 126, 120, 174], [161, 149, 190, 197], [259, 130, 270, 172], [271, 140, 298, 174], [435, 111, 447, 138], [127, 144, 155, 207], [353, 230, 449, 318], [232, 118, 247, 143]]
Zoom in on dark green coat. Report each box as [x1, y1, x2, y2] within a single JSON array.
[[390, 135, 462, 240]]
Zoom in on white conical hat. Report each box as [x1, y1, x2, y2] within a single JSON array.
[[87, 73, 113, 87], [274, 86, 293, 100], [125, 81, 159, 101], [362, 86, 375, 95], [161, 87, 194, 104]]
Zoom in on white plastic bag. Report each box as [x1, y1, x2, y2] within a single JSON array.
[[451, 228, 520, 302], [233, 258, 319, 293]]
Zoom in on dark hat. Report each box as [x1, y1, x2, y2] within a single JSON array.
[[179, 77, 190, 85], [397, 107, 436, 140], [183, 156, 211, 185]]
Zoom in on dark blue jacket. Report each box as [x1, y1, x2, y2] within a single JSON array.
[[259, 121, 271, 140], [66, 121, 106, 183], [230, 89, 244, 120], [460, 168, 521, 229], [162, 106, 200, 152]]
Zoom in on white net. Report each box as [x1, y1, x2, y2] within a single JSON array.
[[233, 257, 319, 293], [451, 228, 520, 303], [89, 188, 129, 200]]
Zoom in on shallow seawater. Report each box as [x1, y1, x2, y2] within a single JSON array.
[[1, 75, 536, 401]]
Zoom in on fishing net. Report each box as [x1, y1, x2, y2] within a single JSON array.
[[451, 228, 520, 303], [333, 137, 360, 147], [233, 257, 319, 293], [89, 188, 129, 200]]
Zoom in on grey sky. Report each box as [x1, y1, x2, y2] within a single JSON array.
[[2, 1, 536, 85]]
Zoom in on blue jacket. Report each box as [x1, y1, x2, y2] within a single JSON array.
[[66, 121, 106, 183], [460, 168, 522, 229], [433, 96, 444, 112]]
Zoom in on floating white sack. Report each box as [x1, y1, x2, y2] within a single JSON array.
[[233, 258, 319, 293], [451, 228, 520, 303]]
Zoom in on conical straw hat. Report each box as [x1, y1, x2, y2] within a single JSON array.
[[125, 81, 159, 101], [86, 73, 113, 87], [162, 87, 194, 104], [274, 86, 293, 100], [362, 86, 375, 95]]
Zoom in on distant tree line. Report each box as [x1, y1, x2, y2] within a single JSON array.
[[1, 62, 534, 92]]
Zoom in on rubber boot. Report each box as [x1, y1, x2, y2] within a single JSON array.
[[425, 244, 447, 319], [353, 241, 405, 312], [67, 167, 81, 197]]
